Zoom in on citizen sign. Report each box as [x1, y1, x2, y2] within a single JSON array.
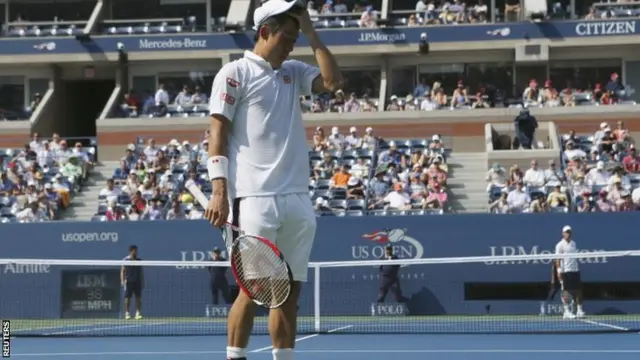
[[484, 246, 608, 265], [575, 21, 636, 36]]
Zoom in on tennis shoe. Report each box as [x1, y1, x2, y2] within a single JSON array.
[[135, 312, 143, 320], [576, 310, 586, 318], [563, 312, 576, 319], [125, 312, 131, 320]]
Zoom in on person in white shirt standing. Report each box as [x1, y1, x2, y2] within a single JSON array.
[[555, 225, 586, 319], [204, 1, 343, 360]]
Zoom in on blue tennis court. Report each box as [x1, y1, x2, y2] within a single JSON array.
[[9, 333, 640, 359], [7, 317, 640, 359]]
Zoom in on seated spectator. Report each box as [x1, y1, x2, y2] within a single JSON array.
[[130, 191, 147, 213], [60, 155, 84, 184], [420, 94, 437, 111], [622, 145, 639, 173], [489, 190, 509, 214], [507, 182, 531, 213], [546, 184, 569, 208], [361, 127, 377, 149], [382, 183, 411, 210], [613, 121, 631, 143], [346, 177, 365, 199], [100, 179, 122, 203], [152, 150, 171, 173], [378, 141, 401, 165], [422, 185, 447, 210], [350, 157, 369, 179], [408, 175, 425, 200], [313, 127, 328, 152], [530, 193, 550, 213], [595, 190, 616, 212], [142, 197, 164, 220], [16, 201, 39, 222], [166, 200, 187, 220], [607, 178, 626, 206], [345, 127, 361, 149], [124, 173, 141, 194], [586, 161, 610, 186], [159, 171, 176, 194], [486, 162, 508, 193], [563, 141, 586, 163], [451, 81, 468, 107], [343, 93, 361, 113], [331, 164, 351, 189], [314, 197, 332, 212], [327, 127, 346, 150], [105, 199, 126, 221], [508, 164, 524, 185], [38, 193, 55, 219], [472, 93, 490, 109], [608, 170, 632, 192], [618, 192, 636, 212], [314, 152, 335, 179], [524, 160, 545, 189], [368, 167, 389, 203], [544, 160, 566, 186]]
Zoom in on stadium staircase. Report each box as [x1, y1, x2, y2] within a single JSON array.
[[446, 152, 488, 213], [59, 161, 119, 221]]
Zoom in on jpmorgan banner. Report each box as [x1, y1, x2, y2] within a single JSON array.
[[0, 212, 639, 319]]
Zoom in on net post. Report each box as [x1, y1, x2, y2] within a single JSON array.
[[313, 263, 320, 333]]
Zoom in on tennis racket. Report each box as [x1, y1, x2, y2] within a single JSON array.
[[185, 180, 293, 309]]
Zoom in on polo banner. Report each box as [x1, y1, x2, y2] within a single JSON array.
[[0, 212, 638, 319]]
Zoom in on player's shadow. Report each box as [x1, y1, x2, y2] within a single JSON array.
[[406, 287, 446, 315]]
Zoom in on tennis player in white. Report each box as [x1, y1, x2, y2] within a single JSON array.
[[204, 1, 343, 359], [555, 225, 586, 319]]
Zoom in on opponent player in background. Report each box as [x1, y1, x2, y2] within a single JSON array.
[[540, 259, 570, 315], [121, 245, 144, 320], [204, 0, 343, 359], [555, 225, 586, 319]]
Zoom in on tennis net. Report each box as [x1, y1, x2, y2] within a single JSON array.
[[2, 249, 640, 337]]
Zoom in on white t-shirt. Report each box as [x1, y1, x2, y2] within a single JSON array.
[[383, 191, 410, 209], [555, 239, 579, 273], [209, 51, 320, 199]]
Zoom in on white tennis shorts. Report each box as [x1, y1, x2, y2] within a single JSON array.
[[226, 193, 316, 282]]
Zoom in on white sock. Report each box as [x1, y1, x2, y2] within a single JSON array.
[[226, 347, 246, 359], [563, 304, 571, 312], [577, 305, 583, 312], [272, 348, 294, 360]]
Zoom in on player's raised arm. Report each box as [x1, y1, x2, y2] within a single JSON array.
[[290, 9, 343, 94], [205, 64, 240, 227]]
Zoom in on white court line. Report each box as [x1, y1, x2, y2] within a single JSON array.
[[579, 319, 630, 332], [250, 325, 354, 353], [10, 349, 640, 357], [43, 321, 170, 336]]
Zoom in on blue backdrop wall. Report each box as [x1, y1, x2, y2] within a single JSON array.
[[1, 212, 639, 319]]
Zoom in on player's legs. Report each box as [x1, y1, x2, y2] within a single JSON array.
[[377, 278, 391, 302], [124, 284, 133, 319], [227, 196, 279, 359], [133, 283, 143, 319], [269, 193, 316, 357], [391, 279, 403, 302]]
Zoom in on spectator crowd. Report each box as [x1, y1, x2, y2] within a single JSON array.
[[486, 121, 640, 213], [0, 132, 94, 223]]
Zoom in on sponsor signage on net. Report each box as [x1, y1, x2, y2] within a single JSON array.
[[575, 20, 637, 36], [370, 303, 408, 316]]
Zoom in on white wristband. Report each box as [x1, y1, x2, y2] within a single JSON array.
[[207, 156, 229, 180]]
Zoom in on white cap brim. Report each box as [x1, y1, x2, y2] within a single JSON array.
[[253, 0, 299, 31]]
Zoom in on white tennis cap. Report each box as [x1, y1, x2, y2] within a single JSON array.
[[253, 0, 301, 30], [562, 225, 572, 233]]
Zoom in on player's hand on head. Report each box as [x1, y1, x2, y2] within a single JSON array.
[[289, 8, 314, 35], [205, 181, 229, 227]]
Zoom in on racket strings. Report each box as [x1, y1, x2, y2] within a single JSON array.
[[233, 235, 290, 307]]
